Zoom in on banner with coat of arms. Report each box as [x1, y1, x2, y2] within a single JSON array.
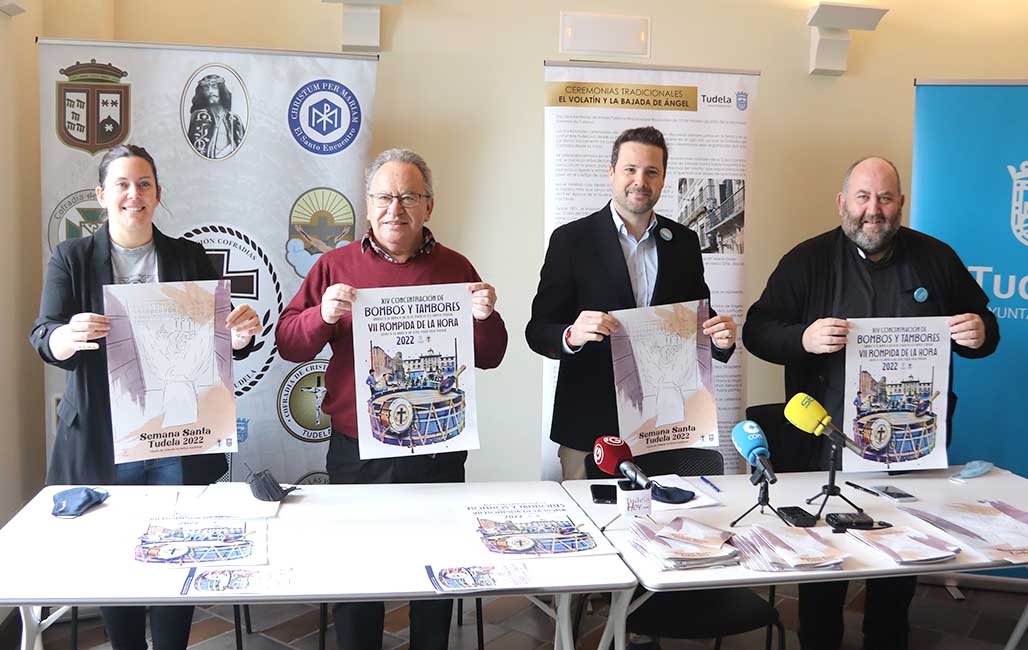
[[39, 39, 378, 485], [911, 81, 1028, 481]]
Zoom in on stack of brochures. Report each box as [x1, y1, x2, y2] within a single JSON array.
[[846, 527, 959, 564], [627, 517, 738, 570], [731, 525, 848, 572], [900, 499, 1028, 563]]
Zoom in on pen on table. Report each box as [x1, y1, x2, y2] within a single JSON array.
[[699, 476, 721, 493], [845, 481, 879, 496]]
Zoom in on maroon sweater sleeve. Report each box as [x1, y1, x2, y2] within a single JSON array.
[[275, 254, 341, 362], [473, 310, 507, 369]]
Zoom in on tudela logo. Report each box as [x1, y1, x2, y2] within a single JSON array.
[[1008, 161, 1028, 247]]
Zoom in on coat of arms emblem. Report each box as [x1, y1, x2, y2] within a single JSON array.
[[1008, 161, 1028, 247], [57, 59, 130, 154]]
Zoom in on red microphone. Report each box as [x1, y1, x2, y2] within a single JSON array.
[[593, 436, 652, 490]]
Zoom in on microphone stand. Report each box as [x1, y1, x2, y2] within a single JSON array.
[[731, 468, 784, 527], [805, 441, 863, 520]]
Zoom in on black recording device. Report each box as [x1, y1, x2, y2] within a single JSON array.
[[590, 484, 617, 504], [778, 506, 817, 527], [826, 511, 875, 531]]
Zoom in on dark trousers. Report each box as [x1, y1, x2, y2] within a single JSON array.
[[100, 606, 194, 650], [101, 458, 192, 650], [798, 576, 918, 650], [327, 433, 466, 650]]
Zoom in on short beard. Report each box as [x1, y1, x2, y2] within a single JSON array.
[[614, 191, 656, 218], [842, 209, 900, 257]]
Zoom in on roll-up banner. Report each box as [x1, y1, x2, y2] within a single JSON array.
[[39, 39, 377, 484], [541, 61, 759, 478], [911, 81, 1028, 481]]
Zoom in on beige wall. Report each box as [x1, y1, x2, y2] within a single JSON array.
[[3, 0, 1028, 503], [1, 0, 45, 527]]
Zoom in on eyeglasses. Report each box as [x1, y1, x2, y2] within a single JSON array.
[[367, 193, 431, 208]]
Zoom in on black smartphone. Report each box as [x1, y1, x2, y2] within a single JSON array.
[[826, 512, 874, 530], [778, 506, 817, 527], [590, 484, 616, 504], [869, 484, 917, 502]]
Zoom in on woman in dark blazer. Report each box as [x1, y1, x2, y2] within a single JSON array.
[[30, 144, 261, 650]]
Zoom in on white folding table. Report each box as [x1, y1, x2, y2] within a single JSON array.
[[563, 466, 1028, 649], [0, 481, 636, 650]]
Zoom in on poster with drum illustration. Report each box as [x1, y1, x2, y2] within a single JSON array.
[[351, 283, 479, 459], [843, 317, 950, 471]]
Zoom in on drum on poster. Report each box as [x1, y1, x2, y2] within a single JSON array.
[[368, 387, 466, 448], [854, 410, 937, 464]]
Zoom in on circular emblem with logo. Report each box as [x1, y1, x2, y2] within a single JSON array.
[[155, 544, 189, 560], [180, 63, 250, 161], [182, 224, 282, 396], [594, 436, 623, 466], [287, 79, 362, 155], [278, 360, 332, 443], [47, 189, 106, 253], [384, 397, 414, 435], [295, 471, 330, 485], [285, 187, 357, 277], [869, 418, 893, 451], [503, 536, 536, 552]]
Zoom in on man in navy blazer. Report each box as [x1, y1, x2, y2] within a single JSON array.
[[526, 126, 737, 482]]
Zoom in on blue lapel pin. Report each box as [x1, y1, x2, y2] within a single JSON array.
[[659, 227, 673, 241], [914, 287, 928, 303]]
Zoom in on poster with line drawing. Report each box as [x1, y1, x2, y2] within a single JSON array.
[[611, 300, 717, 456], [351, 283, 479, 459], [843, 317, 949, 472], [104, 279, 237, 464]]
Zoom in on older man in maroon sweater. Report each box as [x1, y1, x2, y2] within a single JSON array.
[[276, 148, 507, 650]]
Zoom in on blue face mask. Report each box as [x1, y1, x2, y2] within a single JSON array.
[[52, 487, 109, 518], [950, 460, 994, 483]]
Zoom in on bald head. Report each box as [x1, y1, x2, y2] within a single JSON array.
[[837, 156, 905, 261], [841, 156, 902, 196]]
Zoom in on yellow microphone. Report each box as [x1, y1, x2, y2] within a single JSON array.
[[784, 393, 863, 454], [784, 393, 833, 436]]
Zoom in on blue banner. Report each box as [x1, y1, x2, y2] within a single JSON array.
[[911, 83, 1028, 481]]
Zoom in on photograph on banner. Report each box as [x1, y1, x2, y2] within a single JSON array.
[[541, 62, 757, 475], [180, 64, 249, 161], [351, 283, 478, 459], [611, 299, 717, 456], [104, 279, 237, 464], [843, 317, 950, 471]]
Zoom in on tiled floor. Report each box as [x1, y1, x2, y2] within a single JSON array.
[[35, 581, 1028, 650]]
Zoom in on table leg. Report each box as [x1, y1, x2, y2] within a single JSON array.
[[19, 606, 41, 650], [595, 589, 633, 650], [1005, 601, 1028, 650], [553, 594, 574, 650]]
